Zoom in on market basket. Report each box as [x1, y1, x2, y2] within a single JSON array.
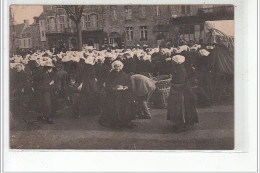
[[151, 75, 172, 109]]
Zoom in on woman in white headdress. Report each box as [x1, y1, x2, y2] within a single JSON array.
[[167, 55, 198, 132], [99, 60, 135, 128], [195, 49, 212, 89]]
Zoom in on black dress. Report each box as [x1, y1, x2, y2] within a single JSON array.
[[167, 63, 198, 126], [80, 64, 98, 116], [99, 70, 134, 128]]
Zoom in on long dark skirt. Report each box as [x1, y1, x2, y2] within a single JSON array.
[[167, 84, 198, 125], [99, 90, 134, 128], [79, 79, 99, 116], [42, 91, 56, 118]]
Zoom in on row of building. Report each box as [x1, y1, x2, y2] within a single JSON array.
[[9, 5, 234, 55]]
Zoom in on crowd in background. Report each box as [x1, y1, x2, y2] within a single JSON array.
[[9, 43, 230, 131]]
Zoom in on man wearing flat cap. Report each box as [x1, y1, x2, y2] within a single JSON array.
[[39, 62, 56, 124]]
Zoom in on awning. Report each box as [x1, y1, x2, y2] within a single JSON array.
[[170, 16, 204, 25], [204, 20, 234, 37]]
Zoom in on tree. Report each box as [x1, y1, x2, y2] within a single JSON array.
[[56, 5, 85, 51]]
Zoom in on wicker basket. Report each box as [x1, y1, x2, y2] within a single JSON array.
[[151, 75, 172, 108], [153, 75, 172, 89], [152, 88, 171, 109]]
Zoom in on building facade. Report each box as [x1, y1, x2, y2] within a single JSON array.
[[81, 5, 104, 50], [39, 6, 78, 52], [30, 17, 42, 50], [102, 5, 172, 48], [9, 8, 15, 56], [18, 17, 42, 51], [38, 5, 174, 50], [12, 20, 29, 54], [169, 5, 234, 45], [20, 26, 32, 49], [12, 4, 234, 53]]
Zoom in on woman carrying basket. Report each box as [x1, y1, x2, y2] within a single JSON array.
[[167, 55, 198, 132]]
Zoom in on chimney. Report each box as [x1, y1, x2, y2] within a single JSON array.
[[33, 17, 38, 24], [24, 20, 29, 27]]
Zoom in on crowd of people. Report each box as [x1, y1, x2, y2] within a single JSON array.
[[10, 43, 220, 132]]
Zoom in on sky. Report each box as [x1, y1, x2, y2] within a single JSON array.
[[10, 5, 43, 25]]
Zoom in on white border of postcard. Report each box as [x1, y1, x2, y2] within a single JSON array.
[[1, 0, 259, 172]]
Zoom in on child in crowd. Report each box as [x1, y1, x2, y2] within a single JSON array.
[[66, 74, 80, 118]]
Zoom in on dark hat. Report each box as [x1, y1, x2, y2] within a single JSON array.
[[56, 64, 64, 69]]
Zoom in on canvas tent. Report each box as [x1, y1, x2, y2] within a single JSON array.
[[204, 20, 234, 75]]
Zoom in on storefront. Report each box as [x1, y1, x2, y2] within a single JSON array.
[[153, 24, 170, 47], [46, 32, 77, 52], [170, 7, 234, 45], [108, 32, 123, 49], [170, 16, 204, 45], [82, 30, 104, 50]]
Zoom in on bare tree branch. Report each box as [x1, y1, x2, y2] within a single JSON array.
[[79, 6, 84, 19], [54, 5, 85, 51], [56, 5, 85, 23]]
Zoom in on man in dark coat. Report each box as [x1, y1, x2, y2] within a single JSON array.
[[55, 64, 68, 98], [79, 58, 99, 116], [10, 63, 32, 116], [39, 63, 56, 124], [122, 54, 137, 74], [66, 74, 80, 118]]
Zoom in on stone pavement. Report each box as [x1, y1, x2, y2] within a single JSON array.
[[10, 105, 234, 150]]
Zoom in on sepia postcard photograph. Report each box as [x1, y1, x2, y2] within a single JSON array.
[[8, 4, 235, 150]]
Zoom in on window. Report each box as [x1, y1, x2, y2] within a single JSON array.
[[24, 40, 26, 47], [54, 18, 57, 31], [59, 16, 65, 31], [181, 5, 191, 15], [186, 6, 191, 14], [19, 40, 21, 46], [96, 15, 99, 28], [140, 26, 147, 40], [125, 6, 132, 20], [139, 6, 146, 18], [126, 27, 133, 41], [47, 18, 52, 31], [57, 8, 64, 15], [181, 5, 186, 14], [28, 39, 30, 45], [155, 6, 161, 16], [42, 31, 44, 37], [81, 16, 85, 28], [86, 15, 91, 28], [46, 20, 49, 31], [111, 6, 117, 20], [86, 14, 99, 29], [170, 6, 176, 16], [48, 17, 56, 31], [179, 24, 195, 41], [48, 19, 51, 31]]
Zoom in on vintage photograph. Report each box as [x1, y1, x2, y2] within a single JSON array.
[[9, 5, 234, 150]]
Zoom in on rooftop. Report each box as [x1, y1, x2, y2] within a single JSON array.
[[13, 23, 26, 38]]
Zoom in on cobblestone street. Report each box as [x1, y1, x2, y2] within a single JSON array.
[[10, 104, 234, 150]]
